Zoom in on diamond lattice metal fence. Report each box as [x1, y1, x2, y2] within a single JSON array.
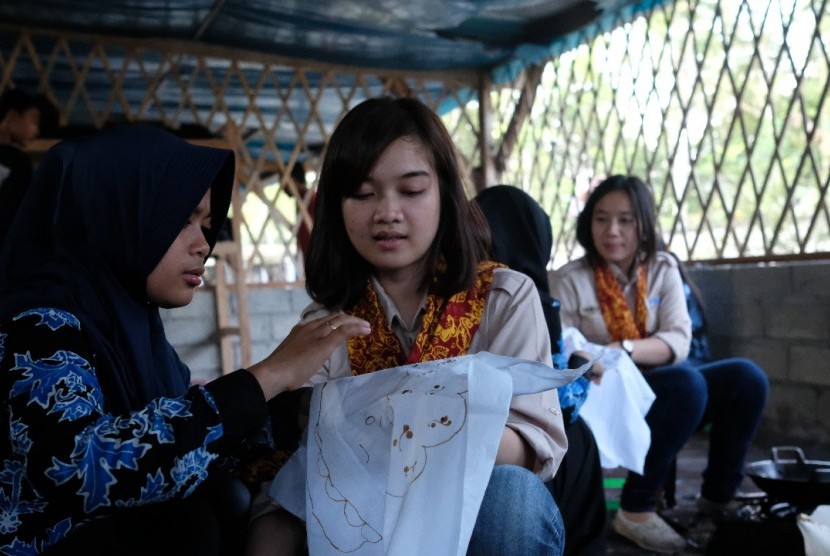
[[479, 0, 829, 267], [0, 27, 479, 284], [1, 0, 827, 283]]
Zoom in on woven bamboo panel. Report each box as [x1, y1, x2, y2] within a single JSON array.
[[485, 0, 830, 266], [0, 27, 480, 284], [2, 0, 828, 281]]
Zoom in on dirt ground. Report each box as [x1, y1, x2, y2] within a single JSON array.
[[602, 428, 830, 555]]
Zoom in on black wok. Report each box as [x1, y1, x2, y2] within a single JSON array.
[[745, 446, 830, 508]]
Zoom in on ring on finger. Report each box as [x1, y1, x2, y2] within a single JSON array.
[[327, 318, 338, 331]]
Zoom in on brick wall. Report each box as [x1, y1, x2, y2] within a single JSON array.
[[160, 284, 312, 384], [687, 259, 830, 440]]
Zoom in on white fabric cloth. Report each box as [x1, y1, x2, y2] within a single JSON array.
[[269, 352, 589, 556], [562, 327, 656, 474], [799, 505, 830, 556]]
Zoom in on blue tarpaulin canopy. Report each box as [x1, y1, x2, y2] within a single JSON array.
[[0, 1, 661, 73], [0, 0, 665, 157]]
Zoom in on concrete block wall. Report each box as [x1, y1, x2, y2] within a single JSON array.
[[246, 285, 314, 365], [687, 259, 830, 440], [162, 259, 830, 439], [160, 284, 312, 385], [159, 291, 221, 384]]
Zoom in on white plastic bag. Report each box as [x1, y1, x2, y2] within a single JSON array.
[[798, 505, 830, 556]]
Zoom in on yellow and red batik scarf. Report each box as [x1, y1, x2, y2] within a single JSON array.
[[235, 261, 502, 487], [347, 261, 504, 374], [595, 264, 648, 341]]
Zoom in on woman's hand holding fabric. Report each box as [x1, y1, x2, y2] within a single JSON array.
[[248, 314, 370, 399], [573, 349, 604, 384]]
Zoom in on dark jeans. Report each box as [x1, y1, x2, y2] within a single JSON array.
[[620, 358, 768, 512], [277, 464, 565, 556], [468, 465, 565, 556]]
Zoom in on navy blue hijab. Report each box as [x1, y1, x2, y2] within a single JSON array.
[[0, 125, 234, 413], [475, 185, 561, 349]]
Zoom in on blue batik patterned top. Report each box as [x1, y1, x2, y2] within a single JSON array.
[[0, 307, 263, 554], [552, 334, 590, 426]]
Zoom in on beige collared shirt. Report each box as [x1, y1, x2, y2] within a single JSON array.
[[550, 252, 691, 364], [300, 267, 567, 480]]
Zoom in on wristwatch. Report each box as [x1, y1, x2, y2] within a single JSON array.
[[621, 339, 635, 357]]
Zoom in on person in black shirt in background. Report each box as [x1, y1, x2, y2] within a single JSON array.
[[0, 88, 42, 245], [476, 185, 607, 556]]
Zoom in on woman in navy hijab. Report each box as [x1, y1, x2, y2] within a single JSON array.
[[0, 125, 369, 555], [476, 185, 607, 556]]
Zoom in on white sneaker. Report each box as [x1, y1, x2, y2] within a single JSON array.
[[612, 510, 687, 554]]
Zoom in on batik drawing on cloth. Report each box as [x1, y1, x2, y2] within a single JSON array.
[[270, 351, 590, 556]]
